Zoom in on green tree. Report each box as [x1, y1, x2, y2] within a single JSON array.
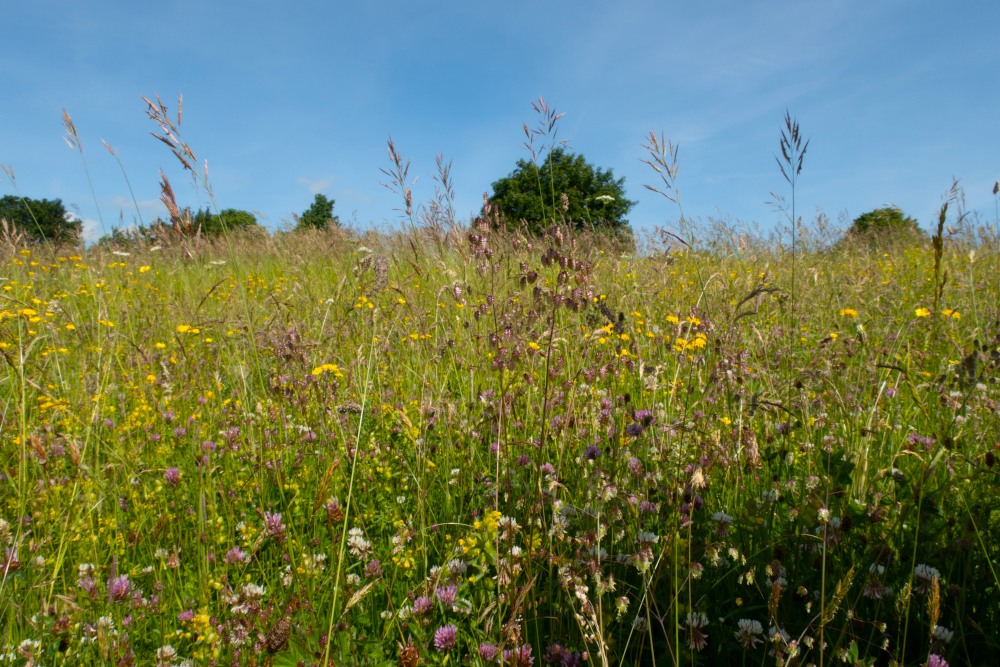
[[0, 195, 81, 244], [298, 194, 340, 230], [847, 207, 923, 244], [189, 207, 260, 236], [488, 148, 636, 235]]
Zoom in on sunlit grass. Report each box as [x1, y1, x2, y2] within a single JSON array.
[[0, 215, 998, 667]]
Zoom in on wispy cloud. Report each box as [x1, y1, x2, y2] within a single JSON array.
[[339, 188, 376, 204], [298, 177, 333, 194]]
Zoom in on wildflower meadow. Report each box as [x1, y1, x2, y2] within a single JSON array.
[[1, 100, 998, 667]]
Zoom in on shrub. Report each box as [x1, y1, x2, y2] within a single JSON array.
[[847, 206, 923, 245], [189, 207, 260, 236]]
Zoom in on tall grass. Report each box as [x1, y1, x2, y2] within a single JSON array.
[[0, 102, 998, 667]]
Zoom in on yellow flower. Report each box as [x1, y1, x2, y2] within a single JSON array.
[[941, 309, 960, 319], [139, 266, 151, 273], [176, 324, 192, 333], [528, 342, 541, 350], [915, 308, 931, 318], [65, 323, 76, 330], [311, 363, 344, 377], [839, 308, 858, 318], [666, 315, 679, 325]]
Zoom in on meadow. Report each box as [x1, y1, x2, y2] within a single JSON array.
[[1, 106, 999, 667]]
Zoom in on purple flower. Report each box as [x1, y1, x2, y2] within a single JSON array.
[[583, 445, 602, 461], [263, 512, 286, 543], [479, 643, 499, 662], [435, 584, 458, 607], [109, 575, 132, 601], [224, 547, 248, 564], [544, 644, 585, 667], [634, 409, 654, 427], [76, 575, 96, 596], [172, 427, 188, 439], [177, 610, 195, 622], [365, 558, 383, 578], [503, 643, 534, 667], [201, 440, 216, 452], [119, 496, 129, 512], [885, 387, 898, 398], [625, 422, 644, 438], [433, 624, 458, 652], [928, 656, 949, 667], [164, 467, 181, 487], [413, 595, 434, 616], [517, 454, 531, 467], [540, 463, 555, 474]]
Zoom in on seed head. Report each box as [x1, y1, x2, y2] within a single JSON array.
[[265, 614, 291, 654]]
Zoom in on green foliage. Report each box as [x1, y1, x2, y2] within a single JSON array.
[[489, 148, 636, 235], [298, 194, 339, 230], [190, 207, 260, 236], [0, 195, 80, 244], [96, 207, 259, 248], [849, 207, 922, 241]]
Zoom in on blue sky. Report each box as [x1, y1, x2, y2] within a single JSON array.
[[3, 0, 999, 243]]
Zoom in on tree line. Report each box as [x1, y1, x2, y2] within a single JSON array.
[[1, 151, 925, 247]]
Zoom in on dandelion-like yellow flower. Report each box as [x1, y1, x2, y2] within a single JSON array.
[[915, 308, 931, 318], [941, 309, 961, 319], [139, 266, 151, 273], [839, 308, 858, 318], [311, 363, 344, 377]]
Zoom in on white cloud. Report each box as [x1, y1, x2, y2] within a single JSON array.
[[79, 219, 102, 245], [298, 177, 333, 194]]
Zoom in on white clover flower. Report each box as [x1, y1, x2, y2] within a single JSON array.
[[156, 644, 177, 666], [638, 531, 659, 544], [17, 639, 40, 659], [932, 625, 954, 643], [734, 619, 763, 648]]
